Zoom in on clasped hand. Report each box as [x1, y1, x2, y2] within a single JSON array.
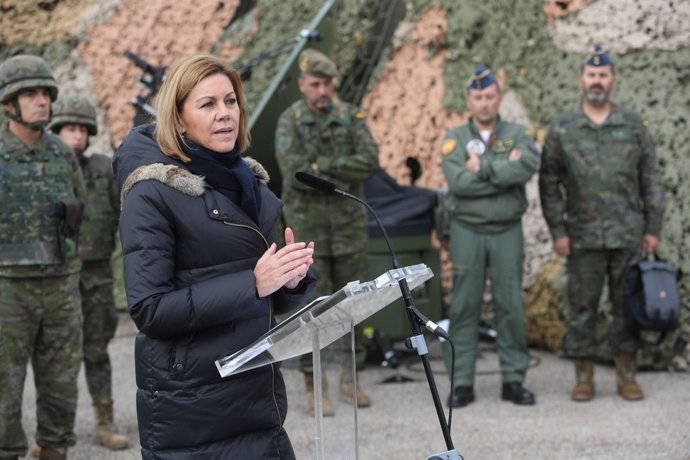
[[254, 227, 315, 298]]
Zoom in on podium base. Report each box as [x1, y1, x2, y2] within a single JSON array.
[[380, 374, 415, 384], [427, 449, 463, 460]]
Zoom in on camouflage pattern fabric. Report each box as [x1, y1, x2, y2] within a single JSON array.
[[0, 55, 58, 104], [48, 95, 98, 136], [275, 98, 379, 371], [0, 123, 85, 276], [81, 260, 118, 402], [275, 99, 380, 258], [298, 253, 368, 372], [539, 104, 666, 361], [564, 248, 639, 358], [0, 274, 82, 456], [77, 153, 119, 402], [539, 104, 665, 249], [523, 256, 567, 353], [78, 153, 119, 261], [527, 257, 687, 370], [0, 121, 84, 456]]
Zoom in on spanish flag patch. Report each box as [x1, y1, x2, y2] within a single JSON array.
[[441, 139, 457, 155], [355, 111, 366, 119]]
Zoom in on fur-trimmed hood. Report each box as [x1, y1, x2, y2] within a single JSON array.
[[114, 123, 269, 205]]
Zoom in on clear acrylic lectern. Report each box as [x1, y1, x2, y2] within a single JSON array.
[[215, 263, 434, 460]]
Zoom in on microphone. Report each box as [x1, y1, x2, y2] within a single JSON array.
[[294, 171, 336, 194], [294, 171, 449, 340], [299, 29, 323, 41]]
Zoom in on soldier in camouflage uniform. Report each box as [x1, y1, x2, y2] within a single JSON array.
[[0, 55, 85, 460], [46, 96, 129, 451], [275, 49, 380, 415], [539, 45, 665, 402], [441, 65, 539, 408]]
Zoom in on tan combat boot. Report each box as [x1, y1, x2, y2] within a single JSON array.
[[571, 359, 595, 402], [339, 369, 371, 408], [304, 373, 335, 416], [37, 447, 66, 460], [614, 352, 644, 401], [93, 400, 130, 450]]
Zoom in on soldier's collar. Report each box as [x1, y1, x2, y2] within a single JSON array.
[[468, 115, 502, 135], [577, 103, 625, 127]]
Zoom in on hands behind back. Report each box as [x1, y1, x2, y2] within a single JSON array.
[[254, 227, 315, 297]]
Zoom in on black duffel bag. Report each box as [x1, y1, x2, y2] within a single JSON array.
[[624, 255, 681, 342]]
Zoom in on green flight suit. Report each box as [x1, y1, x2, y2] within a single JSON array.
[[539, 104, 665, 358], [441, 118, 539, 387]]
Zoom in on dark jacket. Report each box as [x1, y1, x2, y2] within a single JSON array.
[[114, 124, 315, 460]]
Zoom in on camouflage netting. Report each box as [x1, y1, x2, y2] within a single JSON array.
[[524, 256, 567, 353], [401, 0, 690, 368], [0, 0, 688, 368], [214, 0, 388, 112]]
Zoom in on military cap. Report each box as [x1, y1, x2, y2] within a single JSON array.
[[0, 54, 58, 103], [49, 95, 98, 135], [468, 64, 497, 90], [584, 44, 614, 67], [298, 49, 338, 78]]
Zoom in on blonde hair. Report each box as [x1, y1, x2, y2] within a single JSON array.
[[155, 54, 250, 162]]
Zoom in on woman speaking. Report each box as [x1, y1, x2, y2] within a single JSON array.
[[114, 54, 316, 459]]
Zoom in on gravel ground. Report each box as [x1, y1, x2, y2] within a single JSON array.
[[18, 314, 690, 460]]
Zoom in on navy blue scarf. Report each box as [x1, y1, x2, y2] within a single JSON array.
[[182, 139, 261, 223]]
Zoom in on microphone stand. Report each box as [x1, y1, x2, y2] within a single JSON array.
[[344, 192, 460, 460], [309, 183, 461, 459]]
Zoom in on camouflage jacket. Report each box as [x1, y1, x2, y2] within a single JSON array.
[[441, 118, 540, 234], [275, 99, 379, 256], [539, 104, 665, 249], [78, 153, 119, 261], [0, 122, 85, 277]]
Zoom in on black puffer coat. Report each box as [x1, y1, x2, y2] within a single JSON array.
[[114, 124, 315, 460]]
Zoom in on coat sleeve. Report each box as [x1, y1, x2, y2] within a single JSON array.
[[317, 111, 380, 184], [275, 110, 315, 192], [120, 181, 267, 340], [441, 134, 507, 198], [538, 124, 568, 240], [636, 123, 665, 237], [479, 131, 540, 187], [272, 271, 317, 315]]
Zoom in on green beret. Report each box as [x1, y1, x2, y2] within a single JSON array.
[[298, 49, 337, 78]]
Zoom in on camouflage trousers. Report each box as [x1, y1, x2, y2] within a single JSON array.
[[81, 260, 119, 403], [564, 248, 639, 358], [299, 253, 368, 373], [0, 273, 82, 457]]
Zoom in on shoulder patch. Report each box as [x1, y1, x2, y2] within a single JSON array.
[[442, 139, 457, 156], [354, 110, 366, 120]]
